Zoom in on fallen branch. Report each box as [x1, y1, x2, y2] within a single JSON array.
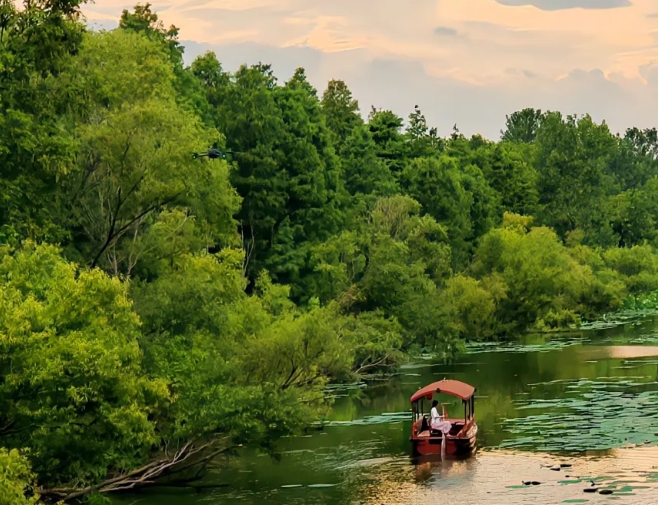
[[39, 438, 232, 502], [354, 353, 394, 375]]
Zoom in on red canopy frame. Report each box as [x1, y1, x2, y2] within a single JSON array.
[[410, 379, 475, 403]]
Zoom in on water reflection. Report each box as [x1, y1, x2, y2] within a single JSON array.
[[579, 345, 658, 360], [360, 447, 658, 505]]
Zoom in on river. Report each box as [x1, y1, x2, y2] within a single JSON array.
[[113, 315, 658, 504]]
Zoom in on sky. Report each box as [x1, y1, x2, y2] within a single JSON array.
[[83, 0, 658, 139]]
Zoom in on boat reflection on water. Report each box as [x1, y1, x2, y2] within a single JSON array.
[[412, 453, 477, 484]]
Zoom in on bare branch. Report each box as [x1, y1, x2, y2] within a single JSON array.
[[354, 353, 394, 375], [39, 438, 235, 502]]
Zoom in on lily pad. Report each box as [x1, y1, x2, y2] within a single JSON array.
[[499, 377, 658, 452]]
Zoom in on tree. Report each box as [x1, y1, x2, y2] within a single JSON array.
[[439, 275, 501, 340], [400, 156, 473, 266], [340, 124, 399, 198], [367, 108, 407, 173], [119, 3, 184, 66], [603, 245, 658, 296], [204, 63, 344, 294], [309, 196, 455, 353], [189, 50, 229, 125], [0, 242, 167, 488], [534, 112, 618, 245], [609, 180, 658, 247], [470, 213, 623, 332], [607, 128, 658, 191], [484, 142, 539, 216], [0, 449, 39, 505], [0, 0, 86, 245], [406, 104, 443, 158], [321, 79, 363, 146], [55, 30, 239, 275], [500, 108, 544, 143], [66, 98, 235, 275]]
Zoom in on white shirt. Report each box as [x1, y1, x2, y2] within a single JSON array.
[[430, 406, 443, 428]]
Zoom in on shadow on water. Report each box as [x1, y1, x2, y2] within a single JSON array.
[[111, 315, 658, 505]]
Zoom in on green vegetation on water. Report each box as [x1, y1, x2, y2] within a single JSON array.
[[4, 0, 658, 503], [500, 378, 658, 452]]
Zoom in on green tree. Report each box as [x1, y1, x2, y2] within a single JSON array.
[[439, 274, 502, 340], [534, 112, 618, 245], [485, 142, 539, 216], [501, 108, 544, 143], [340, 124, 399, 198], [607, 128, 658, 192], [118, 4, 212, 120], [203, 63, 344, 294], [405, 105, 443, 158], [309, 196, 455, 353], [320, 79, 363, 145], [0, 449, 39, 505], [55, 30, 239, 274], [367, 108, 408, 173], [119, 3, 183, 65], [470, 213, 623, 332], [609, 179, 658, 247], [603, 245, 658, 296], [0, 0, 85, 244], [0, 242, 167, 487], [400, 156, 473, 266]]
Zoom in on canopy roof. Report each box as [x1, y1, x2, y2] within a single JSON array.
[[410, 379, 476, 403]]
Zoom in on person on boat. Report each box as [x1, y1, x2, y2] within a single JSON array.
[[430, 400, 452, 435]]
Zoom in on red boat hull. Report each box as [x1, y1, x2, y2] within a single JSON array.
[[411, 433, 477, 456], [410, 418, 478, 456]]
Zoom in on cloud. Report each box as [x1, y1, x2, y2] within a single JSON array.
[[82, 0, 658, 139], [495, 0, 631, 10], [169, 38, 656, 139], [87, 18, 119, 31], [434, 26, 459, 36]]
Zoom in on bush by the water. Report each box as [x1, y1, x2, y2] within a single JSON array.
[[4, 0, 658, 499]]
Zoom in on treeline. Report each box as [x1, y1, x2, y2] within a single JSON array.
[[3, 0, 658, 502]]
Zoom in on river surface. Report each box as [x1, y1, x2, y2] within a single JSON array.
[[114, 315, 658, 504]]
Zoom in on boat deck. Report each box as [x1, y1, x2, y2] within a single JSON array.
[[415, 419, 467, 438]]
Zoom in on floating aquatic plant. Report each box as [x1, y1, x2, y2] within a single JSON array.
[[466, 338, 589, 355], [499, 377, 658, 453], [326, 412, 411, 427]]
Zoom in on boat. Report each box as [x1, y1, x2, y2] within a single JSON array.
[[409, 379, 478, 456]]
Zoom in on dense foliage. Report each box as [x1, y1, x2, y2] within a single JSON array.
[[3, 0, 658, 500]]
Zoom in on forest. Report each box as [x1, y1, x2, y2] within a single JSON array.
[[3, 0, 658, 502]]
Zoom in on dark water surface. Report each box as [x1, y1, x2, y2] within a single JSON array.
[[114, 316, 658, 504]]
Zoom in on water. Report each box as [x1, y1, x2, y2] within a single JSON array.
[[113, 316, 658, 504]]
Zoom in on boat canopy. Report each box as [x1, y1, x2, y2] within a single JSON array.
[[410, 379, 475, 403]]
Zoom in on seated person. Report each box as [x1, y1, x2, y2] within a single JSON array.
[[430, 400, 452, 435]]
